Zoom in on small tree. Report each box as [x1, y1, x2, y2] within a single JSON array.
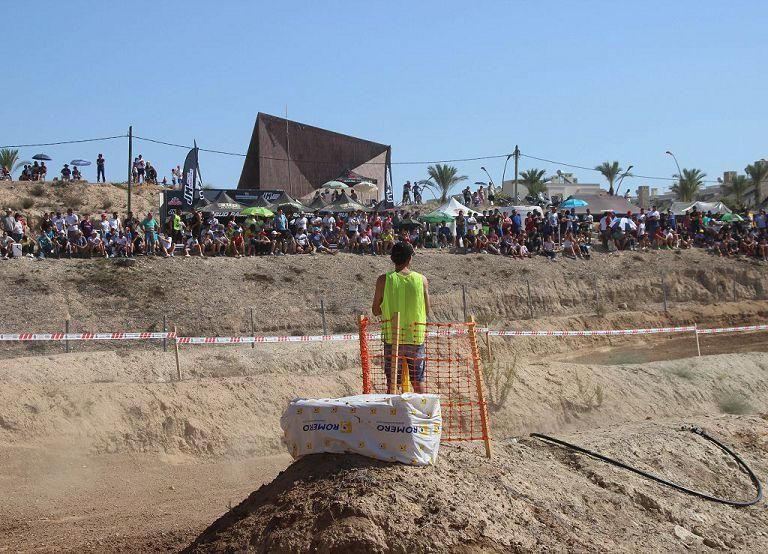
[[722, 175, 750, 209], [594, 161, 624, 196], [745, 160, 768, 205], [520, 168, 547, 196], [0, 148, 30, 178], [426, 164, 468, 204], [672, 168, 706, 202]]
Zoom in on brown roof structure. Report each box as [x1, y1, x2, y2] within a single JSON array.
[[238, 113, 391, 199]]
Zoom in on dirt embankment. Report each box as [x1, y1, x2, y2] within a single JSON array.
[[185, 416, 767, 553], [0, 181, 159, 222], [1, 343, 766, 459], [1, 247, 767, 361]]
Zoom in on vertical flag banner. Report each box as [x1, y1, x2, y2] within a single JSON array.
[[183, 144, 200, 207]]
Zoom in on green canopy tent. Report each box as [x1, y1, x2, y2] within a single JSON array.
[[420, 210, 455, 224]]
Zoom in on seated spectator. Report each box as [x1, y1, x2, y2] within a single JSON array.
[[72, 166, 82, 181], [561, 231, 581, 259], [159, 233, 175, 257], [542, 235, 557, 260], [184, 233, 203, 257]]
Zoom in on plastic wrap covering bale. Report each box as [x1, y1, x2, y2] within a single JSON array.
[[281, 393, 442, 466]]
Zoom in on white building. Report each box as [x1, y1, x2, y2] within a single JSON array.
[[501, 172, 602, 201]]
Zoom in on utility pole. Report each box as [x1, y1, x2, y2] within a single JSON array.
[[513, 145, 520, 202], [127, 126, 133, 212]]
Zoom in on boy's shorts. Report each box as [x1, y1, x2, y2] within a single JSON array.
[[383, 343, 426, 385]]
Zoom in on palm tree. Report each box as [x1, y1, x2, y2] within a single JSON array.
[[594, 161, 623, 196], [0, 148, 29, 178], [745, 160, 768, 205], [722, 175, 750, 209], [671, 168, 706, 202], [426, 164, 468, 203], [519, 168, 547, 196]]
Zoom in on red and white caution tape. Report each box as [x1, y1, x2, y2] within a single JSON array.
[[176, 334, 360, 345], [0, 332, 174, 341], [695, 324, 768, 335], [0, 324, 766, 344], [486, 326, 697, 337]]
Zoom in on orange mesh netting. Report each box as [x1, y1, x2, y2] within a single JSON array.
[[359, 316, 491, 447]]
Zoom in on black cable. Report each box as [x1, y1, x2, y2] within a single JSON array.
[[0, 134, 127, 149], [530, 425, 762, 507]]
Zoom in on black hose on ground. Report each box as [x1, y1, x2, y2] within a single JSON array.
[[530, 425, 763, 507]]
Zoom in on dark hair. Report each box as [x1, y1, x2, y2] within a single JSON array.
[[390, 242, 414, 266]]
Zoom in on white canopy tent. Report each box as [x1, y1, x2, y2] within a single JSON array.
[[669, 201, 732, 215], [434, 197, 478, 216]]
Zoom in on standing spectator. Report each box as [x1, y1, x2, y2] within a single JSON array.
[[136, 155, 146, 183], [61, 164, 72, 181], [487, 182, 496, 206], [2, 208, 14, 236], [96, 154, 106, 183], [141, 212, 158, 255], [402, 181, 412, 205], [39, 162, 47, 181]]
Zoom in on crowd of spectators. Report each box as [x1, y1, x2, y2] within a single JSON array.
[[1, 202, 767, 261]]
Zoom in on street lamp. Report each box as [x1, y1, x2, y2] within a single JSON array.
[[615, 165, 634, 197], [500, 153, 513, 195], [480, 166, 494, 188], [666, 150, 682, 185]]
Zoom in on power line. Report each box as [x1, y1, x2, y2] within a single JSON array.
[[0, 134, 127, 149], [1, 132, 722, 183]]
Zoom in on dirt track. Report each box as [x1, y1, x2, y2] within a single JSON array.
[[1, 250, 767, 551]]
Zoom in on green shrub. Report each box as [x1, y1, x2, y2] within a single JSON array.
[[30, 184, 46, 197], [718, 393, 752, 415], [20, 197, 34, 209]]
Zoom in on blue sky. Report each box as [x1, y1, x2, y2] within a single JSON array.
[[2, 0, 766, 198]]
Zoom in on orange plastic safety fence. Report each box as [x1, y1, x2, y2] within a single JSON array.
[[359, 316, 491, 443]]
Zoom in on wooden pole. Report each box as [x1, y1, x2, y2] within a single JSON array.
[[250, 307, 255, 349], [389, 312, 400, 395], [468, 316, 492, 459], [162, 314, 167, 352], [485, 331, 493, 367], [661, 272, 668, 314], [173, 325, 182, 380], [594, 277, 600, 314], [65, 318, 70, 354], [694, 323, 701, 357], [462, 285, 468, 322], [320, 298, 328, 336], [526, 279, 534, 320], [127, 125, 133, 212]]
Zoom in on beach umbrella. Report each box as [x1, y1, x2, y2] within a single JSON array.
[[560, 198, 588, 208], [353, 181, 378, 193], [32, 153, 52, 161], [720, 212, 744, 223], [240, 206, 274, 218], [612, 217, 637, 231], [321, 180, 349, 190], [70, 159, 91, 166]]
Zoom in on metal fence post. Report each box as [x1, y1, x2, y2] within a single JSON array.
[[661, 272, 668, 314], [65, 318, 70, 353], [462, 284, 468, 321], [162, 314, 168, 352], [526, 279, 534, 320]]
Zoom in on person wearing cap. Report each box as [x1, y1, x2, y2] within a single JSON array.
[[371, 242, 430, 394]]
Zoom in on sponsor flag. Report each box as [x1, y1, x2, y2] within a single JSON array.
[[182, 142, 201, 208]]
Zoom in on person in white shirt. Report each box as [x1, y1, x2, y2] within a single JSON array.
[[51, 212, 66, 233], [294, 232, 311, 253], [322, 214, 335, 236], [99, 213, 110, 236], [294, 215, 308, 233], [109, 212, 121, 233]]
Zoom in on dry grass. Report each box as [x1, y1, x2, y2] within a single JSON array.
[[717, 392, 752, 415]]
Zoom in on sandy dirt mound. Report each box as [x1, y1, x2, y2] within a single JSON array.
[[185, 416, 766, 553]]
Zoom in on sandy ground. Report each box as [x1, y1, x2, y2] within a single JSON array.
[[1, 249, 767, 551]]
